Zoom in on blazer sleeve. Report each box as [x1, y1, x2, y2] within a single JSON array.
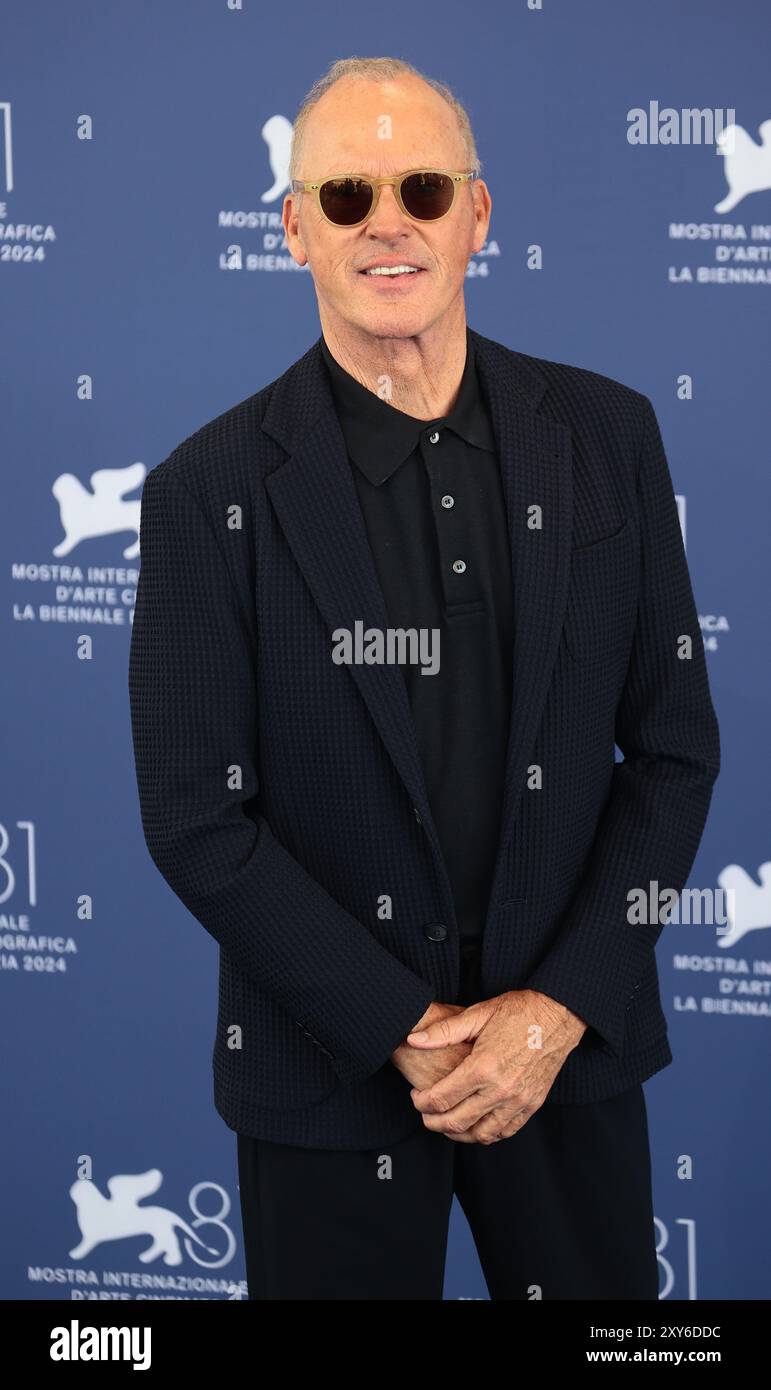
[[523, 395, 721, 1057], [128, 466, 435, 1087]]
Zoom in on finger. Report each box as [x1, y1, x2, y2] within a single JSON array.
[[474, 1105, 529, 1144], [406, 1002, 490, 1049], [410, 1051, 493, 1113], [499, 1113, 529, 1138], [417, 1087, 501, 1135]]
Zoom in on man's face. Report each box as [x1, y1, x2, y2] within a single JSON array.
[[283, 75, 492, 343]]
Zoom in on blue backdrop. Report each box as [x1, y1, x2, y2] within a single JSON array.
[[2, 0, 769, 1301]]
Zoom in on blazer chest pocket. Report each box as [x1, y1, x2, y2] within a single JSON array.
[[562, 519, 637, 666]]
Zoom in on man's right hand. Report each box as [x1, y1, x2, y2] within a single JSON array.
[[390, 1000, 471, 1091]]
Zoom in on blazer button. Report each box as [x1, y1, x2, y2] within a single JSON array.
[[425, 923, 448, 942]]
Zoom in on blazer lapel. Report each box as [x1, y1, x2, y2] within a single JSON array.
[[262, 331, 574, 920], [470, 332, 574, 909], [262, 357, 449, 880]]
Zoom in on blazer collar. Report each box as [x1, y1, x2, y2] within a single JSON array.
[[262, 328, 572, 926]]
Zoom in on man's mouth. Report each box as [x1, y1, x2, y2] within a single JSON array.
[[359, 265, 426, 277]]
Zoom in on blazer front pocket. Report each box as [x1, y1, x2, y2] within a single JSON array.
[[562, 519, 637, 666]]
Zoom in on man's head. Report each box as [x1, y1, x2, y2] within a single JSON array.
[[283, 58, 491, 349]]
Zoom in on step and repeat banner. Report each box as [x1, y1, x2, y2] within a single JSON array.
[[2, 1, 769, 1301]]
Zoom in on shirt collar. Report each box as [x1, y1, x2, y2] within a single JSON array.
[[319, 326, 496, 486]]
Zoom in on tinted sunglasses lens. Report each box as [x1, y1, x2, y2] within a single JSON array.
[[401, 171, 455, 220], [319, 177, 374, 225]]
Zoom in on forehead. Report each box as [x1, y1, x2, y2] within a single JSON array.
[[299, 76, 465, 176]]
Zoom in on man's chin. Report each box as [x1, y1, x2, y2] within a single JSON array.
[[341, 307, 437, 342]]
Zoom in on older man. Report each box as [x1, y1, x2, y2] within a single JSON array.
[[128, 56, 720, 1300]]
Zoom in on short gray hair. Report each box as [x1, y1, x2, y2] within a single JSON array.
[[288, 56, 482, 185]]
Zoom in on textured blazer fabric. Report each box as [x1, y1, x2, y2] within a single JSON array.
[[128, 329, 721, 1149]]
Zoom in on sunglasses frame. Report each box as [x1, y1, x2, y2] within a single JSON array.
[[289, 167, 478, 227]]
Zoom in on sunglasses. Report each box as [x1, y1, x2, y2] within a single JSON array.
[[290, 167, 478, 228]]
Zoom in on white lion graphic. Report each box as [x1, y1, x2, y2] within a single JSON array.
[[715, 118, 771, 213], [261, 113, 293, 203], [52, 461, 145, 560], [716, 861, 771, 947], [69, 1169, 220, 1266]]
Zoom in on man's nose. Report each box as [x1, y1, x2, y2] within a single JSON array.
[[365, 182, 410, 236]]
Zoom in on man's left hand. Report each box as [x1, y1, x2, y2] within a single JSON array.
[[406, 990, 588, 1144]]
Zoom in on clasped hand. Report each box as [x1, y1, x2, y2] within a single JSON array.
[[390, 991, 587, 1145]]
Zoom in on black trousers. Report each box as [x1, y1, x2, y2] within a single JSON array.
[[236, 946, 659, 1300]]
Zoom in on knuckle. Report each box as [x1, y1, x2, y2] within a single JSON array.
[[425, 1090, 450, 1114], [486, 1083, 509, 1105], [474, 1060, 497, 1086]]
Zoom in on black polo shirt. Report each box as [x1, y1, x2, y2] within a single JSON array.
[[320, 328, 514, 949]]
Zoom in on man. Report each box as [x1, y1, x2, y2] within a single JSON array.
[[128, 57, 720, 1300]]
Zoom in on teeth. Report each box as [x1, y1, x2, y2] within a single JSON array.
[[365, 265, 419, 276]]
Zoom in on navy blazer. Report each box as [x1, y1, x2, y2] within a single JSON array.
[[128, 329, 720, 1149]]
